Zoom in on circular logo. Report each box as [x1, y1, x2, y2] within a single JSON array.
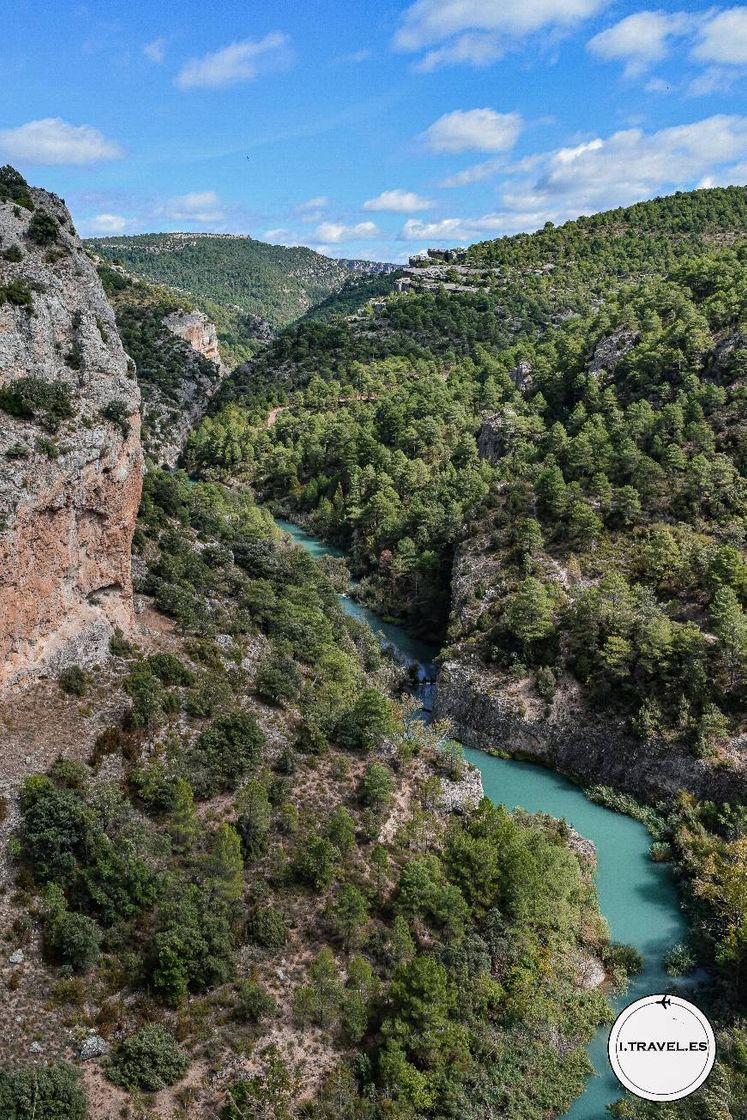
[[608, 995, 716, 1102]]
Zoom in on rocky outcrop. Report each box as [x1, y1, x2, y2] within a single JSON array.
[[588, 328, 639, 376], [163, 308, 221, 364], [0, 175, 143, 691], [137, 307, 227, 467], [434, 658, 747, 804], [477, 408, 520, 465]]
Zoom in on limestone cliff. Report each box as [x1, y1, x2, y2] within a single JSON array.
[[0, 172, 143, 691]]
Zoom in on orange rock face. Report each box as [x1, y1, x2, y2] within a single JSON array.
[[0, 180, 143, 691]]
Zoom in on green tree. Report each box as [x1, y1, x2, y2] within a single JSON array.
[[331, 884, 369, 950], [204, 823, 244, 905], [105, 1025, 188, 1091]]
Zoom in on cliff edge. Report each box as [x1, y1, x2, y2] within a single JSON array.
[[0, 168, 143, 691]]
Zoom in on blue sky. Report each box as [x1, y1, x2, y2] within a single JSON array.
[[3, 0, 747, 262]]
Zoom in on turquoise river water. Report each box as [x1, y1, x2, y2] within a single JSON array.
[[275, 516, 687, 1119]]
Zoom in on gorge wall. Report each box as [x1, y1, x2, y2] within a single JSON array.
[[0, 173, 143, 692]]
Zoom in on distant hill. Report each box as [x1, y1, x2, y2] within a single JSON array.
[[86, 233, 391, 343]]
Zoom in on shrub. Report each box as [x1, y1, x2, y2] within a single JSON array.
[[0, 377, 74, 431], [58, 666, 88, 697], [664, 943, 696, 977], [192, 710, 265, 796], [26, 208, 59, 246], [359, 761, 394, 811], [49, 911, 101, 974], [124, 663, 166, 729], [0, 1063, 87, 1120], [146, 652, 194, 687], [0, 280, 34, 310], [101, 399, 131, 437], [234, 980, 276, 1024], [2, 244, 22, 262], [0, 165, 34, 209], [248, 905, 288, 949], [254, 647, 301, 707], [105, 1024, 188, 1091]]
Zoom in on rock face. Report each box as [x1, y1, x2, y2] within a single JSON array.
[[138, 307, 227, 468], [434, 658, 747, 803], [0, 177, 143, 692], [163, 308, 221, 364]]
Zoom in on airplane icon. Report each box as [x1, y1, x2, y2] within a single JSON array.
[[657, 995, 672, 1009]]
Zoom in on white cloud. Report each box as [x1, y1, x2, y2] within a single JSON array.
[[421, 108, 522, 153], [144, 38, 166, 63], [588, 11, 693, 77], [645, 76, 674, 93], [693, 8, 747, 65], [363, 189, 434, 212], [297, 196, 330, 211], [502, 114, 747, 218], [313, 220, 381, 243], [395, 0, 607, 66], [162, 190, 225, 222], [401, 113, 747, 247], [438, 157, 506, 187], [401, 210, 555, 241], [176, 33, 291, 90], [0, 118, 124, 165], [88, 213, 132, 233], [264, 227, 292, 243], [415, 32, 504, 71]]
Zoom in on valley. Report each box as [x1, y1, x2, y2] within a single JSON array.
[[1, 165, 746, 1120]]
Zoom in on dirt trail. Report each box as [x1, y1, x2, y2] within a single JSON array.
[[265, 393, 382, 428]]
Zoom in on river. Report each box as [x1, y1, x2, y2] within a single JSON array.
[[275, 516, 687, 1119]]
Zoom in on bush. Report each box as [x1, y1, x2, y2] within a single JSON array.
[[248, 905, 288, 949], [124, 663, 166, 729], [26, 208, 59, 246], [0, 280, 34, 310], [146, 652, 194, 687], [0, 377, 74, 430], [193, 710, 265, 796], [58, 666, 88, 697], [0, 165, 34, 209], [49, 911, 101, 974], [234, 980, 276, 1024], [254, 647, 301, 706], [101, 399, 131, 437], [0, 1063, 86, 1120], [105, 1024, 188, 1091], [359, 761, 394, 811], [664, 943, 696, 977]]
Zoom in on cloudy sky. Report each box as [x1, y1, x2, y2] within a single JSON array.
[[3, 0, 747, 261]]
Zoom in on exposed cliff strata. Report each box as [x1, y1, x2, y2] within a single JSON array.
[[434, 657, 747, 803], [0, 175, 143, 691]]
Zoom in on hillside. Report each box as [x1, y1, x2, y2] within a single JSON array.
[[186, 187, 747, 1045], [86, 232, 394, 345]]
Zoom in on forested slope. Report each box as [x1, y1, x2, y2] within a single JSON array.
[[87, 232, 392, 337]]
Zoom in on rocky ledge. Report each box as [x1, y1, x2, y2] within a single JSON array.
[[434, 657, 747, 804]]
